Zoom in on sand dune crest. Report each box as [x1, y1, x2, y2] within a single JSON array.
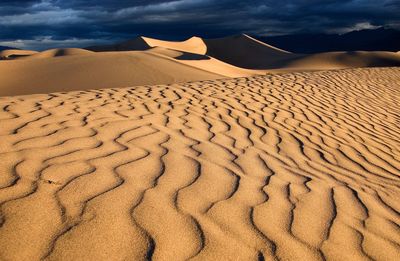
[[142, 36, 207, 55]]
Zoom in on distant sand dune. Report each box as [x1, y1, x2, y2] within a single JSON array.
[[0, 51, 224, 96], [89, 34, 400, 70], [143, 36, 207, 55], [0, 49, 38, 60], [204, 34, 400, 70], [25, 48, 94, 59], [88, 36, 207, 55], [1, 35, 400, 96], [204, 34, 294, 68], [0, 68, 399, 260], [271, 50, 400, 71], [147, 46, 262, 78]]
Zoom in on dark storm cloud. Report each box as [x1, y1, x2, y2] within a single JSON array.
[[0, 0, 399, 49]]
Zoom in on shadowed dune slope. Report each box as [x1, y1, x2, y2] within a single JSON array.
[[0, 51, 223, 96], [204, 34, 400, 70], [204, 34, 294, 69], [87, 34, 400, 70], [271, 50, 400, 71], [0, 67, 399, 260], [87, 37, 151, 52]]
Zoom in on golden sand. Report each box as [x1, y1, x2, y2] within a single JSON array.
[[0, 67, 399, 260]]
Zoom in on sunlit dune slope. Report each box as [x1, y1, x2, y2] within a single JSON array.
[[0, 51, 222, 96], [0, 49, 38, 60], [143, 36, 207, 55]]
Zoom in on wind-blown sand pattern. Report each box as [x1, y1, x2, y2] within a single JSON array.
[[0, 67, 399, 260]]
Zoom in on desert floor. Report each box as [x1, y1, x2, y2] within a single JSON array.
[[0, 67, 399, 260]]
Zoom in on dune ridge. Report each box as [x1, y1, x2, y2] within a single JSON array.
[[142, 36, 207, 55], [0, 67, 399, 260], [1, 35, 400, 96]]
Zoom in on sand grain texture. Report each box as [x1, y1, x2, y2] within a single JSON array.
[[0, 67, 399, 260]]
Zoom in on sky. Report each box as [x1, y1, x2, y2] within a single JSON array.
[[0, 0, 399, 50]]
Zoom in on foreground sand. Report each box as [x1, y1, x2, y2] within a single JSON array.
[[0, 67, 399, 260]]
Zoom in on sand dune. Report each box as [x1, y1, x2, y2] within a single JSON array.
[[0, 49, 38, 60], [147, 46, 262, 78], [204, 34, 294, 69], [24, 48, 95, 59], [93, 34, 400, 70], [143, 36, 207, 55], [0, 42, 264, 97], [88, 34, 293, 69], [0, 50, 226, 96], [1, 35, 400, 97], [204, 34, 400, 70], [87, 37, 152, 52], [89, 34, 400, 70], [0, 67, 399, 260], [269, 51, 400, 72], [1, 48, 94, 60], [87, 36, 207, 55]]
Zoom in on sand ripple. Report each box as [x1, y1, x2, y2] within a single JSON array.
[[0, 67, 399, 260]]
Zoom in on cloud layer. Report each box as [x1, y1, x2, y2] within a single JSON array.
[[1, 0, 399, 50]]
